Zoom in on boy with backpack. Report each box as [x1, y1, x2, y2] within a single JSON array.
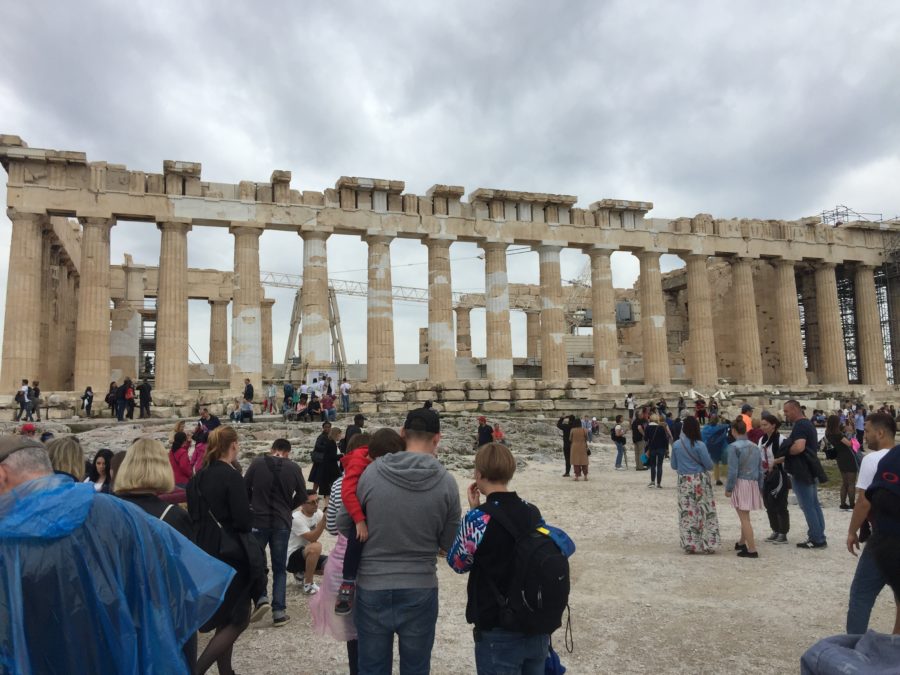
[[448, 442, 572, 673]]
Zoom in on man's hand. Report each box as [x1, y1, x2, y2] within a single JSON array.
[[467, 482, 481, 509], [847, 530, 860, 557], [355, 520, 369, 542]]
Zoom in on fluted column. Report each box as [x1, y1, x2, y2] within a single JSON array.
[[482, 242, 513, 381], [814, 263, 848, 385], [38, 234, 53, 387], [74, 217, 115, 392], [155, 221, 191, 390], [799, 272, 822, 379], [455, 307, 472, 358], [588, 248, 620, 385], [261, 298, 275, 369], [731, 256, 763, 385], [888, 266, 900, 382], [637, 250, 670, 387], [426, 238, 456, 382], [301, 231, 331, 370], [62, 268, 78, 389], [47, 247, 67, 389], [854, 265, 887, 386], [366, 235, 395, 384], [685, 255, 718, 387], [208, 300, 229, 367], [525, 310, 541, 359], [1, 211, 46, 389], [536, 245, 567, 381], [772, 259, 808, 386], [230, 225, 263, 391]]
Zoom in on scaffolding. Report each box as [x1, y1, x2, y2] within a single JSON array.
[[835, 266, 860, 383]]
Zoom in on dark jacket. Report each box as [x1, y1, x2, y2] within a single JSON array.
[[244, 456, 306, 529], [118, 493, 193, 540], [467, 492, 541, 630], [556, 417, 576, 449], [477, 424, 494, 446], [137, 382, 152, 403], [243, 383, 254, 402]]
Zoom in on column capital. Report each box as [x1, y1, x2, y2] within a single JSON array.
[[635, 249, 662, 262], [773, 257, 798, 267], [684, 253, 710, 263], [479, 240, 509, 253], [424, 236, 454, 248], [852, 262, 876, 271], [6, 208, 48, 225], [816, 261, 837, 270], [363, 234, 393, 246], [209, 298, 229, 307], [157, 220, 192, 234], [533, 243, 564, 254], [585, 246, 614, 260], [229, 223, 263, 239], [454, 305, 473, 314], [300, 229, 330, 242], [261, 297, 276, 307], [77, 216, 115, 232]]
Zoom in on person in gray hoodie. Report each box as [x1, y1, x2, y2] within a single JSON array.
[[336, 407, 461, 675]]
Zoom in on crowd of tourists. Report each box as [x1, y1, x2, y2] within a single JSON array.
[[1, 402, 578, 675]]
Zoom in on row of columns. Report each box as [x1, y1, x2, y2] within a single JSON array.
[[0, 208, 891, 391]]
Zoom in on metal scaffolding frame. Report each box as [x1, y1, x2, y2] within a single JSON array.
[[835, 265, 860, 383]]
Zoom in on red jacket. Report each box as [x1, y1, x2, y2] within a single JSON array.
[[169, 445, 193, 486], [340, 446, 371, 524]]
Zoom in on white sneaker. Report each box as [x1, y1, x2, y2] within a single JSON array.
[[302, 582, 320, 595]]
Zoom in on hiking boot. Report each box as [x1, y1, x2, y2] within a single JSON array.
[[334, 582, 355, 615], [773, 534, 788, 544], [302, 582, 320, 595], [250, 599, 270, 623], [272, 613, 291, 627]]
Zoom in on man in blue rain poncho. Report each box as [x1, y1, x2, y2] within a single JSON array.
[[0, 436, 235, 674]]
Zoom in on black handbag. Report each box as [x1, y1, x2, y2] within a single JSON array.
[[196, 482, 245, 562]]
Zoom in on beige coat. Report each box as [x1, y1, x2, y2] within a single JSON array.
[[569, 427, 589, 465]]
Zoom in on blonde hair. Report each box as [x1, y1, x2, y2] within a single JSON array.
[[173, 420, 186, 434], [46, 436, 85, 481], [114, 438, 174, 494], [329, 427, 343, 442], [649, 413, 660, 424], [204, 425, 238, 468]]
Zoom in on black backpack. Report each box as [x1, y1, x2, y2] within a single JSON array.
[[479, 501, 570, 636]]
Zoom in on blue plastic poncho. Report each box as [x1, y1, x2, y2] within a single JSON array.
[[701, 423, 730, 464], [0, 474, 235, 674]]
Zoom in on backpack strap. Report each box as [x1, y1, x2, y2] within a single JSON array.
[[159, 504, 175, 522]]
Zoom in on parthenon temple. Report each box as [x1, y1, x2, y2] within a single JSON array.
[[1, 134, 897, 415]]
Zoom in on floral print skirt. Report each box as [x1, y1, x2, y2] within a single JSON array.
[[677, 472, 721, 553]]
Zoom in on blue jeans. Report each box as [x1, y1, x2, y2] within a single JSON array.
[[792, 479, 827, 544], [614, 441, 626, 468], [354, 586, 438, 675], [474, 629, 549, 675], [846, 544, 887, 633], [341, 394, 350, 412], [252, 527, 290, 613]]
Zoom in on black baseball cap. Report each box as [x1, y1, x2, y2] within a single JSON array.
[[404, 407, 440, 434]]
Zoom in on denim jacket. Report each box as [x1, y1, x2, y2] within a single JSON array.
[[725, 438, 764, 494]]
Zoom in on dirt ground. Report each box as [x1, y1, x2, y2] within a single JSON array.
[[210, 431, 893, 675], [23, 415, 894, 674]]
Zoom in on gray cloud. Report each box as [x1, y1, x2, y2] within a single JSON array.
[[1, 0, 898, 369]]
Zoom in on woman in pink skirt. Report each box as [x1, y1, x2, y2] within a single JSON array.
[[724, 417, 765, 559]]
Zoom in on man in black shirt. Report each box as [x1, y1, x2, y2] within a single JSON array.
[[137, 379, 152, 418], [245, 438, 307, 626], [631, 408, 648, 471], [243, 378, 254, 404], [782, 399, 827, 548]]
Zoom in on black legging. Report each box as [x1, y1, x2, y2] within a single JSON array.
[[763, 479, 790, 535], [563, 443, 571, 476], [649, 448, 665, 485]]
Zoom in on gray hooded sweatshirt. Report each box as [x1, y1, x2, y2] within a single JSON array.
[[336, 450, 461, 591]]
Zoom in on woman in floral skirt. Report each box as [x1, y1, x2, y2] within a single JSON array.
[[670, 416, 720, 553]]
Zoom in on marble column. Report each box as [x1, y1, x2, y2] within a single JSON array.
[[455, 306, 472, 358], [230, 225, 263, 392], [482, 242, 513, 381], [155, 222, 191, 390], [366, 235, 395, 383], [536, 245, 567, 381], [208, 300, 229, 367], [637, 250, 670, 387], [799, 271, 822, 380], [301, 231, 332, 370], [854, 265, 887, 387], [685, 254, 718, 388], [1, 211, 46, 389], [525, 309, 541, 359], [426, 238, 456, 382], [38, 234, 53, 387], [74, 217, 115, 392], [888, 266, 900, 383], [731, 256, 764, 385], [814, 263, 848, 386], [588, 248, 620, 385], [772, 259, 808, 386], [261, 298, 275, 369], [47, 246, 66, 390], [62, 267, 78, 390]]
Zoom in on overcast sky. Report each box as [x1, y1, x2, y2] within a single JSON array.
[[2, 1, 899, 371]]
